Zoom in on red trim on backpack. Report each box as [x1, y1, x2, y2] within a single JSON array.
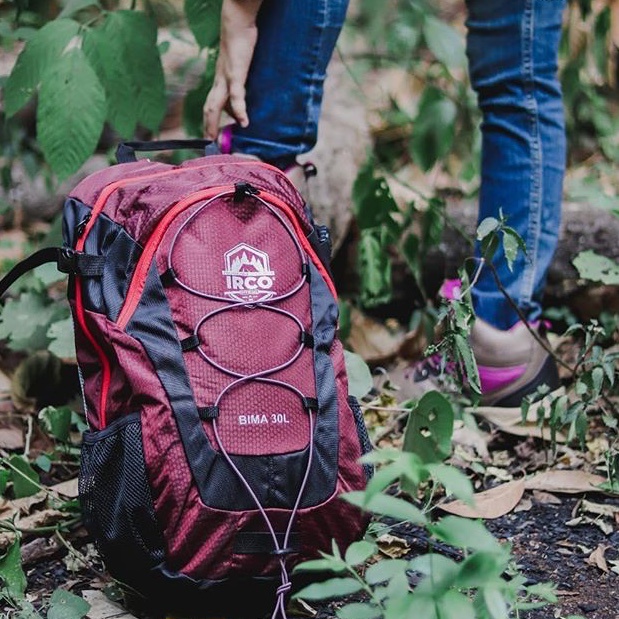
[[116, 188, 337, 330], [74, 162, 325, 429]]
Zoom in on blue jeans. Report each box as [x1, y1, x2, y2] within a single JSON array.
[[231, 0, 349, 169], [467, 0, 566, 330], [234, 0, 566, 332]]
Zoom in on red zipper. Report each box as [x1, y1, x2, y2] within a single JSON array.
[[74, 162, 325, 429]]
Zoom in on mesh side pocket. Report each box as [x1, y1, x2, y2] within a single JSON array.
[[79, 413, 165, 584], [347, 396, 374, 480]]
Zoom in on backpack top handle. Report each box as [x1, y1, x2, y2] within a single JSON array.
[[116, 139, 220, 164]]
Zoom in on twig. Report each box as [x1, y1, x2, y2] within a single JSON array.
[[55, 529, 107, 580], [23, 416, 33, 459]]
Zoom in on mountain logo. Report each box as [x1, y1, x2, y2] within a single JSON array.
[[222, 243, 276, 302]]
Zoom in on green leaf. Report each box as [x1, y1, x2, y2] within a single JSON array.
[[0, 292, 60, 352], [410, 87, 457, 171], [58, 0, 101, 18], [37, 48, 107, 179], [476, 217, 500, 241], [343, 490, 426, 524], [47, 318, 76, 360], [35, 454, 52, 473], [337, 602, 381, 619], [185, 0, 222, 49], [84, 11, 165, 136], [344, 351, 373, 399], [573, 250, 619, 285], [409, 554, 460, 595], [422, 16, 466, 69], [4, 19, 81, 117], [482, 586, 509, 619], [502, 229, 519, 272], [0, 468, 10, 495], [455, 332, 480, 395], [47, 589, 90, 619], [426, 463, 473, 504], [437, 590, 476, 619], [353, 176, 399, 230], [293, 557, 346, 575], [430, 517, 500, 552], [358, 228, 392, 308], [0, 538, 27, 599], [402, 391, 454, 464], [365, 559, 408, 585], [294, 577, 363, 601], [455, 552, 508, 588], [39, 406, 72, 442], [344, 540, 376, 566], [8, 455, 40, 498]]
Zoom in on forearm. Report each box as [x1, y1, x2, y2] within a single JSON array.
[[221, 0, 264, 29]]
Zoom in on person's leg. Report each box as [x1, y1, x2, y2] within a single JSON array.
[[466, 0, 566, 330], [230, 0, 350, 169]]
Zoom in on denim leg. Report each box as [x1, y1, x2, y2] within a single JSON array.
[[231, 0, 350, 168], [466, 0, 567, 330]]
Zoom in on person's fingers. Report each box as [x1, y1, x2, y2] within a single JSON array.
[[228, 82, 249, 128], [203, 82, 227, 139]]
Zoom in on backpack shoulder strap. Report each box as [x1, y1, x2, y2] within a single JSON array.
[[0, 247, 105, 297]]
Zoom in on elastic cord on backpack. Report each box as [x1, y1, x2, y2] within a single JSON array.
[[165, 189, 318, 618], [211, 411, 315, 619]]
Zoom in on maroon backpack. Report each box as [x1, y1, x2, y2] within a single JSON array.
[[0, 141, 371, 617]]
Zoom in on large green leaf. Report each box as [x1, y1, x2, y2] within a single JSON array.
[[358, 227, 392, 308], [410, 87, 457, 171], [0, 292, 64, 352], [8, 455, 40, 498], [573, 250, 619, 285], [0, 538, 27, 599], [422, 16, 466, 70], [47, 589, 90, 619], [37, 47, 107, 179], [85, 11, 165, 136], [185, 0, 222, 49], [3, 19, 81, 117], [294, 577, 363, 601], [402, 391, 454, 464]]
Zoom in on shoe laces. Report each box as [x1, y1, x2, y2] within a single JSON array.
[[408, 354, 455, 383]]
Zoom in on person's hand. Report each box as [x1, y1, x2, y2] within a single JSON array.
[[203, 0, 264, 140]]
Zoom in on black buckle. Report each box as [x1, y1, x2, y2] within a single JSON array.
[[57, 248, 77, 274]]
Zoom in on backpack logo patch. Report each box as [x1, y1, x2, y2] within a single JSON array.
[[222, 243, 276, 302]]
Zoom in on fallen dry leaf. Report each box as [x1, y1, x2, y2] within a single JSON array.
[[0, 424, 24, 450], [524, 470, 607, 494], [347, 308, 405, 365], [82, 590, 138, 619], [51, 477, 79, 499], [532, 490, 562, 505], [452, 425, 490, 460], [0, 491, 47, 520], [581, 499, 619, 519], [376, 533, 410, 559], [440, 479, 525, 519], [17, 508, 65, 531], [513, 497, 533, 513], [0, 370, 11, 395], [586, 544, 609, 573]]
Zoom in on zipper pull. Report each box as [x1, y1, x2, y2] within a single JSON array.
[[234, 182, 260, 203], [76, 213, 92, 237]]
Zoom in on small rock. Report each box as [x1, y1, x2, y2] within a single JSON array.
[[578, 602, 598, 613]]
